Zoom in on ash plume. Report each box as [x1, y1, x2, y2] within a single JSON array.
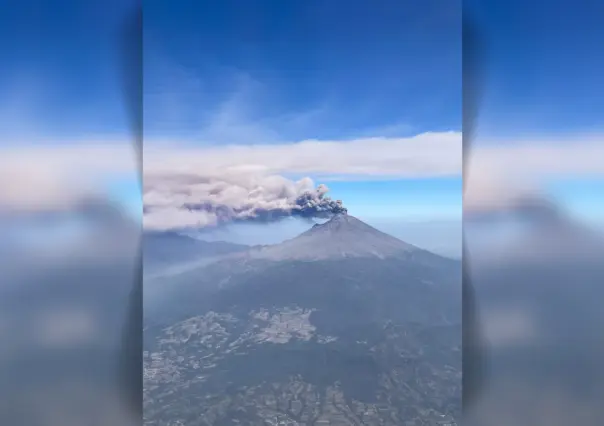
[[291, 184, 347, 217], [143, 174, 347, 230]]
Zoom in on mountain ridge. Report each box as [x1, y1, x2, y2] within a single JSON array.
[[144, 214, 455, 269], [143, 231, 249, 270]]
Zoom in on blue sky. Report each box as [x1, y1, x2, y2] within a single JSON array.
[[1, 0, 463, 256], [0, 0, 141, 232], [326, 178, 462, 221], [143, 0, 463, 255], [465, 0, 604, 229], [144, 0, 461, 141], [4, 1, 602, 256], [467, 1, 604, 137], [0, 0, 136, 140]]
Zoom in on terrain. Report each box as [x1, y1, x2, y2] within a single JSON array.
[[143, 214, 461, 425]]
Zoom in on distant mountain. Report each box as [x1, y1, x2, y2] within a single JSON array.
[[143, 231, 249, 269], [144, 214, 462, 425]]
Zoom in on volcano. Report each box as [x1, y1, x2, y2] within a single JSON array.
[[144, 214, 462, 425]]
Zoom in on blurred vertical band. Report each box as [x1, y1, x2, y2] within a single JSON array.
[[118, 2, 143, 420], [0, 1, 142, 425], [463, 2, 604, 425], [461, 11, 486, 412]]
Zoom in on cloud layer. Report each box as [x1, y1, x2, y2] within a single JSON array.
[[2, 131, 604, 230], [0, 143, 137, 212], [141, 132, 460, 229], [144, 131, 462, 179]]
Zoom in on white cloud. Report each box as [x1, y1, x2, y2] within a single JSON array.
[[144, 131, 462, 178], [141, 132, 462, 229], [2, 132, 604, 229], [468, 138, 604, 180], [0, 142, 137, 211], [144, 133, 604, 182], [465, 137, 604, 212]]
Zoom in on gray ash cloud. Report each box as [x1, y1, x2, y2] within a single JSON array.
[[143, 174, 347, 230], [181, 186, 347, 225], [291, 184, 347, 217]]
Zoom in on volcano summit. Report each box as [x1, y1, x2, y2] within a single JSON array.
[[248, 213, 417, 261]]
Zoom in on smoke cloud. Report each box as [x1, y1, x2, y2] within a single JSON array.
[[143, 173, 346, 230]]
